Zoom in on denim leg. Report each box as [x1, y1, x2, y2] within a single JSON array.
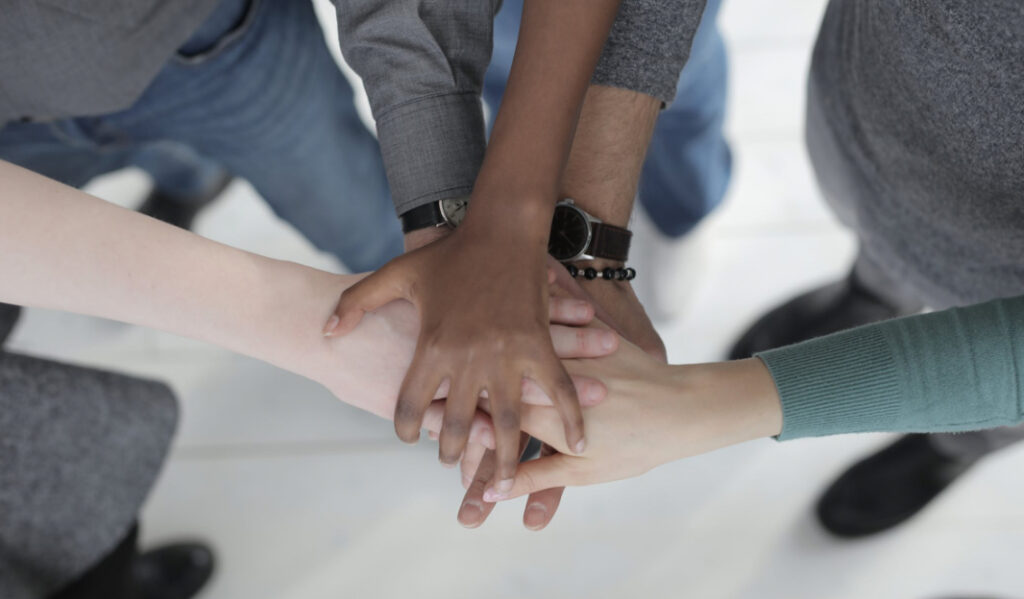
[[0, 111, 224, 202], [482, 0, 523, 129], [95, 0, 402, 272], [0, 121, 132, 188], [130, 141, 228, 202], [638, 0, 731, 238]]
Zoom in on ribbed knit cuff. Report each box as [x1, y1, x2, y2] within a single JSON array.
[[375, 92, 486, 216], [757, 326, 903, 441]]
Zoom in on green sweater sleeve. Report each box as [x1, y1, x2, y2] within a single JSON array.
[[756, 295, 1024, 441]]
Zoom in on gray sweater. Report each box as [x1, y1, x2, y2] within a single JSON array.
[[810, 0, 1024, 309]]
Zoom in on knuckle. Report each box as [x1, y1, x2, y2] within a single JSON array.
[[441, 416, 470, 440], [394, 397, 422, 424], [575, 329, 590, 351], [494, 408, 521, 431]]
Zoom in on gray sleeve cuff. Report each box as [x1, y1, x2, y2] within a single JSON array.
[[375, 92, 486, 216], [592, 0, 707, 105]]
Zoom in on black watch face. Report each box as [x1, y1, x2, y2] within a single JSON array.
[[548, 205, 590, 261], [440, 197, 469, 228]]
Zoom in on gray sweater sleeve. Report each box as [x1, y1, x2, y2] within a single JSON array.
[[332, 1, 499, 215], [593, 0, 707, 104]]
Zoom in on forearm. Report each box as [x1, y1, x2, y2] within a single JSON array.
[[562, 85, 660, 228], [468, 0, 621, 232], [0, 160, 352, 383]]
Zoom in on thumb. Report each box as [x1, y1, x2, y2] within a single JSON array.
[[323, 263, 408, 337], [482, 453, 578, 502]]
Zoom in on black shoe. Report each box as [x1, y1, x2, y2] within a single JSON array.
[[132, 543, 215, 599], [728, 272, 922, 360], [816, 434, 978, 538], [0, 303, 21, 347], [138, 173, 233, 231]]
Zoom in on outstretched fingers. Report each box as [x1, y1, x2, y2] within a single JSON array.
[[530, 354, 586, 456], [484, 452, 578, 503], [394, 349, 447, 444]]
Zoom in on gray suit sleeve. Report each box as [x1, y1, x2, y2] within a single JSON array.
[[593, 0, 707, 104], [333, 0, 500, 215]]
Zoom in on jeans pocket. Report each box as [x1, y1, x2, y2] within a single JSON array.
[[174, 0, 259, 65]]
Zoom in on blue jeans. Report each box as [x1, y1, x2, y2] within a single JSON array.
[[484, 0, 731, 238], [0, 0, 402, 272]]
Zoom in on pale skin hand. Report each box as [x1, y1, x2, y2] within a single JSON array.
[[473, 337, 784, 503], [0, 160, 618, 441]]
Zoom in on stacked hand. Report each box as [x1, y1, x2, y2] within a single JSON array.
[[323, 219, 594, 497]]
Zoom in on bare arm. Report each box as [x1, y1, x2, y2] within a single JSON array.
[[0, 160, 613, 424]]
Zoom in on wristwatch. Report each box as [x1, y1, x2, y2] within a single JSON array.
[[399, 196, 469, 234], [548, 199, 632, 263]]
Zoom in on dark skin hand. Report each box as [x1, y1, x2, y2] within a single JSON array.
[[456, 86, 668, 530], [324, 0, 623, 495]]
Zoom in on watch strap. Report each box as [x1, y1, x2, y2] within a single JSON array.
[[586, 223, 632, 262], [400, 202, 444, 234]]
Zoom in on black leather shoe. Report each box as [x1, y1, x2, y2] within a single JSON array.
[[728, 272, 922, 360], [816, 434, 978, 538], [138, 173, 233, 231], [132, 543, 215, 599], [0, 303, 21, 347]]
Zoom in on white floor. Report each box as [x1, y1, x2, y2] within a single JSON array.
[[9, 1, 1024, 598]]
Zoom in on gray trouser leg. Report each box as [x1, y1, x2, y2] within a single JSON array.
[[0, 304, 20, 347], [0, 351, 178, 598]]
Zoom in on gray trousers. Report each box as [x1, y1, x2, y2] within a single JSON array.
[[804, 50, 1024, 462], [0, 305, 178, 599]]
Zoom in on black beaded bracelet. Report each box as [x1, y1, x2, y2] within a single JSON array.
[[565, 264, 636, 281]]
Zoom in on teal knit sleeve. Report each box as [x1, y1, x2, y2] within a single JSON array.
[[756, 295, 1024, 441]]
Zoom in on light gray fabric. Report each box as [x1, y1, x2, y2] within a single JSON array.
[[0, 0, 220, 123], [806, 0, 1024, 460], [0, 351, 178, 598], [593, 0, 706, 105], [332, 0, 499, 215], [808, 0, 1024, 312]]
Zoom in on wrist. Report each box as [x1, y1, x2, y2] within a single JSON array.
[[404, 225, 452, 252], [664, 359, 783, 461], [459, 197, 553, 249]]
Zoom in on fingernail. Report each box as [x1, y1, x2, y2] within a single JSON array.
[[524, 503, 548, 530], [458, 500, 483, 528], [574, 438, 587, 454], [481, 429, 495, 450], [322, 315, 339, 337], [440, 459, 457, 469], [575, 302, 590, 319], [462, 475, 472, 489], [483, 478, 513, 502], [601, 332, 616, 350]]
